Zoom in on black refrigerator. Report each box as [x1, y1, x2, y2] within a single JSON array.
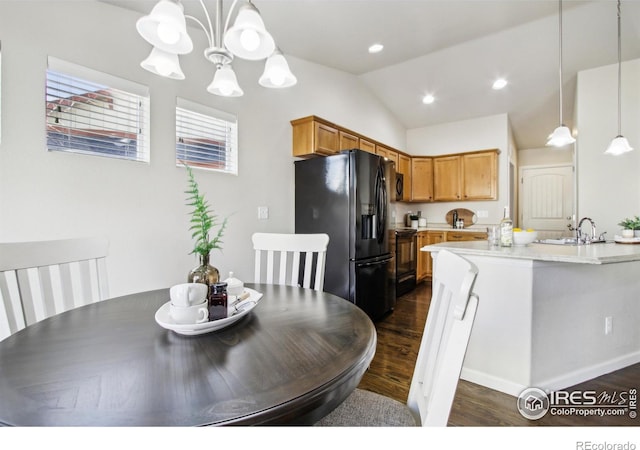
[[295, 149, 396, 321]]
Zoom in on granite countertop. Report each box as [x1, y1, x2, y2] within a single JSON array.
[[421, 240, 640, 264]]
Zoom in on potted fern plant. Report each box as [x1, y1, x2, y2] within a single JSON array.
[[617, 216, 638, 238], [184, 164, 228, 286]]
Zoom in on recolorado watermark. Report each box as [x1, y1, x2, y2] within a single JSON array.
[[517, 387, 637, 420], [576, 442, 636, 450]]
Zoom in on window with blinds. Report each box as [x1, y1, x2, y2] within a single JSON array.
[[176, 98, 238, 175], [45, 57, 150, 162]]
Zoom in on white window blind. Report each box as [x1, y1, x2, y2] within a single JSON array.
[[46, 57, 150, 162], [176, 98, 238, 175]]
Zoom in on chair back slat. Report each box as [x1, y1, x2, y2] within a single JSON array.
[[407, 249, 479, 426], [252, 233, 330, 292], [0, 236, 109, 341]]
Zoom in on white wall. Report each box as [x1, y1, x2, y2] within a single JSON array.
[[403, 113, 512, 226], [575, 58, 640, 237], [0, 1, 405, 298]]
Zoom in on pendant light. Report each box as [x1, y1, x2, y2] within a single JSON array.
[[605, 0, 633, 155], [547, 0, 576, 147]]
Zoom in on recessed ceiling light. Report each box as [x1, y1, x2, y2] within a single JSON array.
[[422, 94, 435, 105], [492, 78, 508, 90], [368, 43, 384, 54]]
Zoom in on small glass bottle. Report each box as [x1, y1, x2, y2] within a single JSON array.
[[208, 282, 228, 321], [500, 206, 513, 247]]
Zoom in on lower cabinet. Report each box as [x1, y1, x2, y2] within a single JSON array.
[[418, 230, 487, 281], [417, 231, 444, 282]]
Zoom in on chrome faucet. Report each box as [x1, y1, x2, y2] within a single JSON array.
[[576, 217, 606, 244]]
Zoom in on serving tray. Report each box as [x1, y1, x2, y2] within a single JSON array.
[[155, 288, 263, 335]]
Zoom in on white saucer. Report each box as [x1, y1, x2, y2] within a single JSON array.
[[155, 288, 263, 335]]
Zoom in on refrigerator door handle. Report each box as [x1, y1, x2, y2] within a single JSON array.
[[375, 163, 387, 245]]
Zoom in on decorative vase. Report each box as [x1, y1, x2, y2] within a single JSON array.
[[188, 253, 219, 286], [621, 229, 634, 238]]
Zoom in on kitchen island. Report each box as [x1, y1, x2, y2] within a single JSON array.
[[421, 240, 640, 396]]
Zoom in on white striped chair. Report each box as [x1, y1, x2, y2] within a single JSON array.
[[0, 236, 109, 341], [251, 232, 329, 291], [316, 249, 479, 426]]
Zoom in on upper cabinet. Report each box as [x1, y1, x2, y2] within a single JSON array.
[[376, 144, 398, 168], [433, 155, 461, 201], [397, 153, 411, 197], [291, 116, 408, 163], [461, 150, 498, 200], [359, 138, 376, 154], [411, 157, 433, 202], [291, 116, 498, 204], [339, 130, 359, 151], [291, 116, 339, 156], [433, 149, 498, 202]]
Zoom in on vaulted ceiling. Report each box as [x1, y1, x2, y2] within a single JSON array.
[[101, 0, 640, 150]]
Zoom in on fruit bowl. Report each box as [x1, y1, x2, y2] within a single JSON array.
[[513, 229, 537, 246]]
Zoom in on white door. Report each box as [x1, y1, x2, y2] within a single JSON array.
[[519, 165, 574, 238]]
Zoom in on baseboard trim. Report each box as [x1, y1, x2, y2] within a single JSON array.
[[535, 351, 640, 392], [461, 351, 640, 398]]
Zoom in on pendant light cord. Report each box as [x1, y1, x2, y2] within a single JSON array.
[[558, 0, 564, 126], [616, 0, 622, 136]]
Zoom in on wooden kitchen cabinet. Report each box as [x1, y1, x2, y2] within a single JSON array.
[[433, 155, 462, 201], [411, 157, 434, 202], [397, 153, 411, 198], [376, 144, 398, 168], [462, 150, 498, 200], [359, 138, 376, 154], [433, 149, 499, 201], [339, 130, 359, 150], [417, 231, 445, 281], [446, 231, 488, 242], [291, 116, 339, 156]]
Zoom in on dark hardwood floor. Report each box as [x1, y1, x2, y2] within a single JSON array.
[[358, 281, 639, 426]]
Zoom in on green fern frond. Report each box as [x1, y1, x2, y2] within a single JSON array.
[[182, 162, 227, 257]]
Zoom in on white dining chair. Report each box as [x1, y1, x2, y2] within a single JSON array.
[[315, 249, 479, 426], [0, 236, 109, 341], [252, 232, 330, 291]]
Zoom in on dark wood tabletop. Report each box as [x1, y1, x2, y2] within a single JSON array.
[[0, 283, 376, 426]]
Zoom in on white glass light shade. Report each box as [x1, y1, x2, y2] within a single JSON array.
[[546, 125, 576, 147], [605, 136, 633, 155], [140, 47, 185, 80], [136, 0, 193, 55], [207, 65, 244, 97], [259, 52, 297, 88], [224, 2, 275, 60]]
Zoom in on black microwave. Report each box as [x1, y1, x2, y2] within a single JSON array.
[[395, 173, 404, 201]]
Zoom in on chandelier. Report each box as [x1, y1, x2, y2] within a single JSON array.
[[136, 0, 297, 97]]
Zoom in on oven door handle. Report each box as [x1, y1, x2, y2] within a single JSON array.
[[356, 255, 394, 267]]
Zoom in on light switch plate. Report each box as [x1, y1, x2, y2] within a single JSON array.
[[258, 206, 269, 220]]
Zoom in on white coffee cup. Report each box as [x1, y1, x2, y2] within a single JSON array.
[[169, 302, 209, 324], [170, 283, 208, 307]]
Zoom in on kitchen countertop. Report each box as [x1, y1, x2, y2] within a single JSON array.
[[421, 240, 640, 264]]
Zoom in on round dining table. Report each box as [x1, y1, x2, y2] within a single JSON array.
[[0, 283, 376, 426]]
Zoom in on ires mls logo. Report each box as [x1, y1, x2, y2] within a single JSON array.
[[517, 387, 550, 420], [517, 387, 637, 420]]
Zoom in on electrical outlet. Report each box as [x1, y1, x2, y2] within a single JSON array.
[[476, 210, 489, 218], [257, 206, 269, 220], [605, 316, 613, 335]]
